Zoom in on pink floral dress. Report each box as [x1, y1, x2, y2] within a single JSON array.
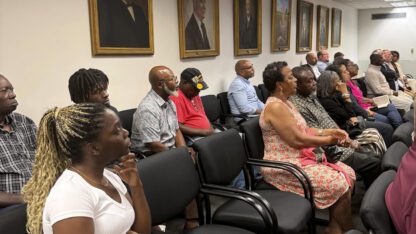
[[260, 97, 356, 209]]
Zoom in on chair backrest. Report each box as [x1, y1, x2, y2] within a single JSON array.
[[137, 147, 200, 225], [201, 95, 221, 122], [0, 203, 27, 234], [217, 92, 232, 115], [258, 84, 270, 102], [253, 85, 264, 103], [360, 170, 397, 234], [240, 117, 264, 160], [355, 78, 368, 97], [118, 108, 136, 137], [193, 129, 247, 185], [392, 121, 413, 147]]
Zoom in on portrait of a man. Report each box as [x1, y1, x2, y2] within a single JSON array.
[[89, 0, 154, 55], [317, 6, 329, 50], [233, 0, 261, 55], [272, 0, 291, 51], [185, 0, 211, 50], [178, 0, 219, 58], [332, 8, 342, 47], [296, 0, 313, 52], [238, 0, 258, 49]]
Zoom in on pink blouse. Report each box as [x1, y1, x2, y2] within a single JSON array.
[[347, 81, 372, 110]]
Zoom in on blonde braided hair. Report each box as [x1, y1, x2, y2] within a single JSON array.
[[22, 103, 107, 233]]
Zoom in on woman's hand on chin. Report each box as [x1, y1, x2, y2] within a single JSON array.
[[114, 153, 142, 188]]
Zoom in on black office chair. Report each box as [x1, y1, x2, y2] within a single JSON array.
[[118, 108, 136, 138], [392, 121, 413, 147], [258, 84, 270, 103], [0, 204, 27, 234], [253, 85, 264, 103], [403, 109, 414, 122], [136, 147, 256, 234], [193, 129, 315, 234], [381, 141, 408, 171], [200, 95, 226, 131], [217, 92, 249, 127], [240, 117, 329, 225], [360, 170, 397, 234]]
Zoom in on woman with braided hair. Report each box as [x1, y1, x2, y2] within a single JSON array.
[[22, 103, 151, 234]]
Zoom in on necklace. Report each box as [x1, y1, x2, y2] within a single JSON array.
[[70, 166, 110, 187], [190, 99, 199, 112]]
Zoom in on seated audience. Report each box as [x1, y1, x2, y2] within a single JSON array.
[[317, 70, 393, 147], [303, 52, 321, 80], [130, 66, 187, 156], [228, 60, 264, 121], [334, 51, 344, 61], [290, 66, 381, 188], [130, 66, 198, 229], [0, 74, 37, 208], [261, 61, 356, 233], [385, 103, 416, 233], [317, 49, 331, 73], [170, 68, 215, 145], [22, 103, 151, 234], [68, 68, 118, 114], [337, 59, 402, 128], [365, 52, 413, 112], [382, 49, 415, 98], [391, 50, 416, 92]]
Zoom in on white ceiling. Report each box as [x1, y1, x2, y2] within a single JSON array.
[[333, 0, 416, 9]]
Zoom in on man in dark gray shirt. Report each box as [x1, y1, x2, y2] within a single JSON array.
[[289, 66, 381, 188]]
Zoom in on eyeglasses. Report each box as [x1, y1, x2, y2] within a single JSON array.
[[0, 87, 14, 95], [240, 65, 253, 70], [160, 76, 177, 83]]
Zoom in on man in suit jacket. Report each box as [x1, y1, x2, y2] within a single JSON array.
[[239, 0, 257, 49], [98, 0, 149, 48], [303, 52, 321, 80], [185, 0, 210, 50]]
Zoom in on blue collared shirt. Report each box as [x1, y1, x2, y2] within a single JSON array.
[[228, 76, 264, 116]]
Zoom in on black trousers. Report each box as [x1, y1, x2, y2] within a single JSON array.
[[342, 151, 381, 188], [366, 121, 393, 147]]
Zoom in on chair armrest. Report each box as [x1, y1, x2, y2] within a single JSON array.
[[200, 184, 278, 233], [247, 159, 314, 202]]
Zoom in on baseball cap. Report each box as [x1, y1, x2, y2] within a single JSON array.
[[180, 68, 208, 90]]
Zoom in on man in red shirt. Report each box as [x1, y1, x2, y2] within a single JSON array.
[[170, 68, 215, 145]]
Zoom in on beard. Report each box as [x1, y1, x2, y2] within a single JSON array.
[[163, 84, 178, 97]]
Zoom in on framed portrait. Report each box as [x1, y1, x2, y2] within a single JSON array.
[[88, 0, 154, 55], [316, 5, 329, 50], [178, 0, 220, 59], [271, 0, 292, 52], [233, 0, 262, 56], [331, 8, 342, 47], [296, 0, 313, 53]]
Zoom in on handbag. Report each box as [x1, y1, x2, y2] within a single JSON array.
[[346, 116, 366, 138], [321, 145, 343, 164]]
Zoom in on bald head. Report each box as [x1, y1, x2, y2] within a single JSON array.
[[235, 60, 254, 79], [306, 53, 317, 66], [149, 66, 174, 87]]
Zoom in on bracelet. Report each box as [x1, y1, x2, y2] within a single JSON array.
[[341, 93, 350, 98], [317, 129, 323, 136]]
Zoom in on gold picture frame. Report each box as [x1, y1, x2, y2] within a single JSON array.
[[316, 5, 329, 50], [233, 0, 262, 56], [178, 0, 220, 59], [88, 0, 154, 55], [296, 0, 313, 53], [331, 8, 342, 47], [271, 0, 292, 52]]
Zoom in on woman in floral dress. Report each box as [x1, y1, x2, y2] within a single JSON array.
[[260, 62, 356, 234]]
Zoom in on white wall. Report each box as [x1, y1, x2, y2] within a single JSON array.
[[0, 0, 357, 123], [358, 7, 416, 74]]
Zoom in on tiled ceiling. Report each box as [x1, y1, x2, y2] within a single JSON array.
[[333, 0, 416, 9]]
